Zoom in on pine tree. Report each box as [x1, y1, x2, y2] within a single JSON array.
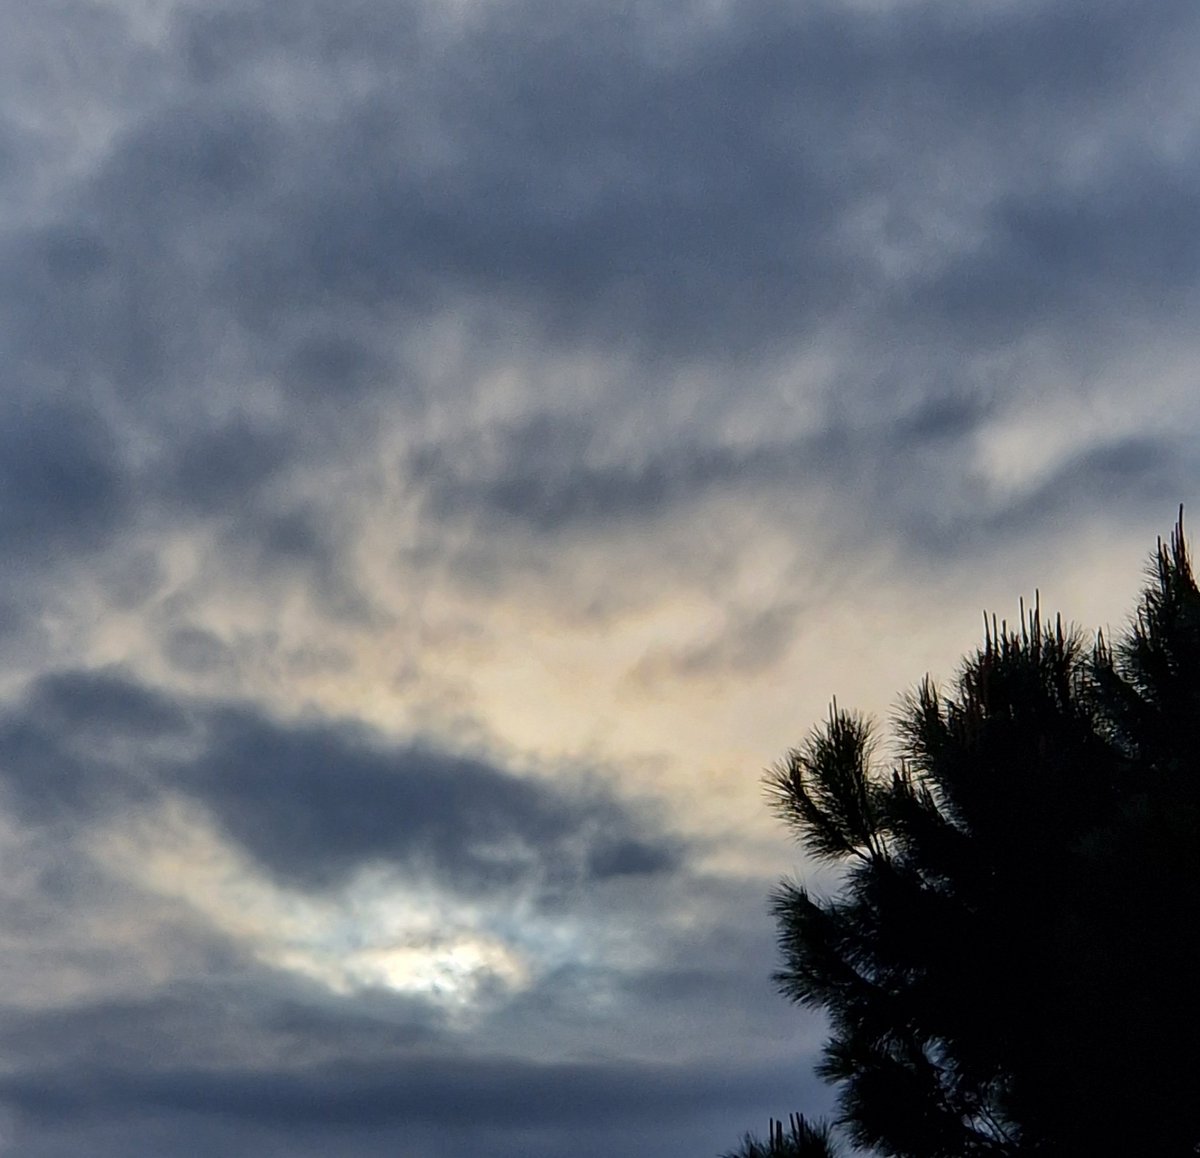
[[721, 1113, 840, 1158], [730, 514, 1200, 1156]]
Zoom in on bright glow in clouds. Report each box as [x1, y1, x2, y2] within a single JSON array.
[[88, 799, 535, 1010], [275, 934, 530, 1006]]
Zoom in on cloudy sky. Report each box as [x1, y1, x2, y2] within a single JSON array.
[[1, 0, 1197, 1153]]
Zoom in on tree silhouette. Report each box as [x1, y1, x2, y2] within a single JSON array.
[[721, 1114, 839, 1158], [726, 514, 1200, 1156]]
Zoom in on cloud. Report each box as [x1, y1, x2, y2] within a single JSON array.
[[0, 880, 831, 1152], [0, 665, 822, 1156], [0, 667, 681, 895], [160, 421, 291, 517], [189, 707, 682, 892], [629, 601, 804, 687], [0, 402, 129, 563], [15, 0, 1186, 410], [163, 627, 237, 676], [0, 0, 1195, 628], [0, 670, 184, 824], [2, 1053, 760, 1129], [897, 151, 1200, 344], [0, 1046, 828, 1158]]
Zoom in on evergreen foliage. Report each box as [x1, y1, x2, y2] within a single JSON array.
[[726, 513, 1200, 1156], [721, 1114, 839, 1158]]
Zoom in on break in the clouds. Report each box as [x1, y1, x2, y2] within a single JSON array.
[[0, 666, 820, 1155], [2, 0, 1199, 1153]]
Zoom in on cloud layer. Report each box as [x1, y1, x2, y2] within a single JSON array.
[[2, 0, 1198, 1153]]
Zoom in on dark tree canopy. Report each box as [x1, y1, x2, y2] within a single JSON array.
[[726, 514, 1200, 1157]]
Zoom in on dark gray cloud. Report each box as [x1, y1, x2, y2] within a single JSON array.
[[162, 420, 291, 517], [896, 153, 1200, 343], [0, 670, 185, 824], [163, 626, 237, 676], [0, 981, 442, 1077], [155, 0, 1198, 364], [0, 0, 1194, 602], [407, 391, 994, 546], [0, 1046, 826, 1158], [2, 1053, 777, 1130], [170, 0, 852, 354], [0, 401, 129, 562], [409, 424, 806, 532], [410, 415, 837, 533], [191, 707, 681, 892], [908, 434, 1195, 558], [0, 667, 681, 894]]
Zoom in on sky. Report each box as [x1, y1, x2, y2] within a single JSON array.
[[1, 0, 1198, 1154]]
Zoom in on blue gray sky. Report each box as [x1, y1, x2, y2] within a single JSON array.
[[1, 1, 1197, 1154]]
